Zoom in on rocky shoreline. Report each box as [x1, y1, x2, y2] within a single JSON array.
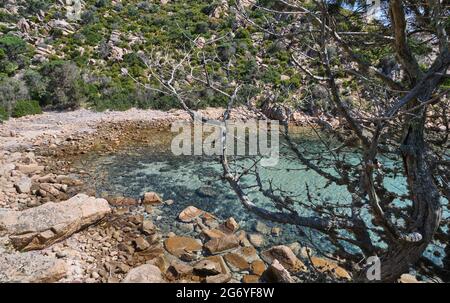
[[0, 108, 417, 283]]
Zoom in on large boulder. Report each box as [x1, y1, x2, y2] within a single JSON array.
[[122, 264, 164, 283], [0, 251, 67, 283], [0, 194, 111, 251]]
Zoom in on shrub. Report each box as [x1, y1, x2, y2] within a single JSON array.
[[12, 100, 42, 118], [0, 77, 29, 114], [39, 61, 86, 109], [0, 35, 28, 61], [0, 106, 8, 121]]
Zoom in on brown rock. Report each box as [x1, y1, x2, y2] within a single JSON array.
[[167, 261, 193, 280], [204, 235, 239, 254], [251, 260, 266, 276], [242, 274, 260, 283], [206, 273, 232, 283], [134, 237, 150, 251], [224, 253, 250, 272], [248, 233, 264, 248], [263, 259, 294, 283], [398, 273, 420, 283], [107, 196, 138, 207], [164, 236, 202, 258], [261, 245, 307, 273], [141, 220, 156, 235], [310, 257, 351, 280], [178, 206, 203, 223], [194, 259, 222, 276], [202, 228, 227, 240], [224, 217, 239, 232], [205, 255, 230, 275], [142, 192, 163, 205]]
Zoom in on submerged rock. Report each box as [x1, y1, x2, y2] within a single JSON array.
[[310, 257, 351, 280], [194, 259, 222, 276], [263, 259, 294, 283], [164, 236, 202, 258], [178, 205, 203, 223], [142, 192, 163, 205], [261, 245, 307, 273], [0, 194, 111, 251], [204, 234, 239, 254], [122, 264, 164, 283]]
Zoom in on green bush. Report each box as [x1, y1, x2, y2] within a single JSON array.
[[11, 100, 42, 118], [0, 106, 8, 121]]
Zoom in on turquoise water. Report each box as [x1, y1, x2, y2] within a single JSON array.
[[76, 126, 449, 272]]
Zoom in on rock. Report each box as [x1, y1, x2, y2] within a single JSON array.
[[14, 177, 32, 194], [204, 235, 239, 254], [165, 199, 174, 205], [15, 163, 44, 175], [261, 245, 307, 273], [164, 236, 202, 258], [224, 217, 239, 232], [399, 273, 420, 283], [179, 223, 194, 233], [263, 259, 294, 283], [107, 196, 138, 207], [242, 274, 260, 283], [205, 255, 230, 275], [202, 228, 227, 240], [224, 253, 250, 272], [248, 233, 264, 248], [142, 192, 163, 205], [0, 194, 111, 251], [141, 220, 156, 235], [310, 257, 351, 280], [122, 264, 164, 283], [0, 251, 67, 282], [178, 206, 203, 223], [206, 273, 232, 283], [255, 221, 271, 235], [251, 260, 266, 276], [134, 237, 150, 251], [237, 246, 260, 263], [288, 242, 302, 256], [194, 259, 222, 276], [271, 227, 282, 236], [299, 246, 313, 259], [196, 186, 217, 198], [167, 261, 193, 279]]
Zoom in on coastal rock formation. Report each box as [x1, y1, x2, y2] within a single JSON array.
[[0, 194, 111, 251]]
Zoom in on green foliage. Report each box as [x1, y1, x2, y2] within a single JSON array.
[[0, 106, 8, 121], [0, 77, 29, 114], [39, 61, 86, 110], [11, 100, 42, 118]]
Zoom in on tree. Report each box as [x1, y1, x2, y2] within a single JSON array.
[[138, 0, 449, 282]]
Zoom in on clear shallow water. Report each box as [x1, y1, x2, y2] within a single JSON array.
[[76, 126, 449, 269]]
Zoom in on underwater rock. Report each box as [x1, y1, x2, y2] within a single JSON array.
[[263, 259, 294, 283], [251, 260, 266, 276], [261, 245, 307, 273], [206, 273, 232, 283], [196, 186, 217, 198], [242, 274, 260, 283], [142, 192, 163, 205], [224, 252, 250, 272], [204, 235, 239, 254], [248, 233, 264, 248], [224, 217, 239, 233], [310, 257, 351, 280], [178, 206, 204, 223], [164, 236, 202, 258]]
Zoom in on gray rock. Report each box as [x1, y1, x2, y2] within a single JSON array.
[[122, 264, 164, 283], [0, 194, 111, 251], [14, 177, 32, 194]]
